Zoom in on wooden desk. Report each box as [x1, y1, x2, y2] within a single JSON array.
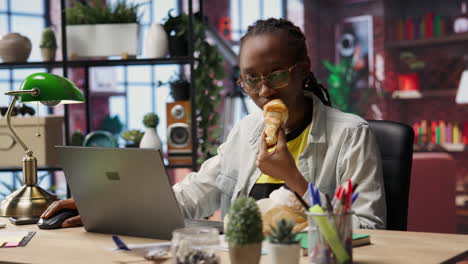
[[1, 222, 467, 264]]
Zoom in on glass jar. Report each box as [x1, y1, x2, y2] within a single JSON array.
[[171, 227, 220, 264]]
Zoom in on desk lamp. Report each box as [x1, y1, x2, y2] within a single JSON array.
[[0, 73, 84, 220]]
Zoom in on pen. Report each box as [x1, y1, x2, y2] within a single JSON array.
[[293, 191, 310, 211], [351, 192, 359, 204]]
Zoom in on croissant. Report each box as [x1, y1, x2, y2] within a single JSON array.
[[263, 99, 288, 147]]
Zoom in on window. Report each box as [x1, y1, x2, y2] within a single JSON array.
[[106, 0, 179, 155], [0, 0, 51, 198], [229, 0, 284, 121]]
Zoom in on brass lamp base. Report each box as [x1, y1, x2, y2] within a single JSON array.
[[0, 185, 57, 218]]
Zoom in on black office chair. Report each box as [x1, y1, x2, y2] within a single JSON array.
[[367, 120, 414, 231]]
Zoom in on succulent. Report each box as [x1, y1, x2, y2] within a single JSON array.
[[142, 113, 159, 128], [268, 219, 299, 245], [121, 129, 144, 144], [40, 27, 57, 49], [225, 196, 263, 245]]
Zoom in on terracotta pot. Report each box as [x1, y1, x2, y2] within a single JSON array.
[[0, 33, 31, 62], [41, 48, 56, 62], [228, 243, 261, 264]]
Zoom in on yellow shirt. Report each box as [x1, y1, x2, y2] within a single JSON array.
[[256, 123, 311, 184]]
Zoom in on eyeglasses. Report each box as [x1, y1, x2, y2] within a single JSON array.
[[237, 64, 297, 94]]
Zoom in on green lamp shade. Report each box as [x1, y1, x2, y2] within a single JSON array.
[[18, 73, 84, 104]]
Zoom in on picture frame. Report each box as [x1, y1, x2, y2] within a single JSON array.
[[335, 15, 374, 89]]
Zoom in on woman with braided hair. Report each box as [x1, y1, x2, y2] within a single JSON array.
[[41, 18, 386, 229]]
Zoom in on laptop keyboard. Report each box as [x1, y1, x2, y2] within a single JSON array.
[[184, 218, 224, 234]]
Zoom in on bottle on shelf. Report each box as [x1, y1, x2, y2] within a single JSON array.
[[454, 1, 468, 33]]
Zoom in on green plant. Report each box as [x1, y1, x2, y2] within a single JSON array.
[[400, 51, 425, 71], [66, 0, 141, 25], [268, 219, 299, 245], [323, 58, 354, 113], [101, 115, 124, 135], [158, 77, 191, 101], [70, 131, 85, 146], [143, 112, 159, 128], [162, 9, 189, 37], [225, 196, 263, 245], [40, 27, 57, 49], [121, 129, 144, 145], [162, 11, 225, 163]]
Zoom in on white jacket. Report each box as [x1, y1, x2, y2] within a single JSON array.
[[173, 93, 387, 229]]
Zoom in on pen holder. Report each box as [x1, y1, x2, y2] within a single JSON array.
[[306, 211, 353, 264], [171, 227, 220, 264]]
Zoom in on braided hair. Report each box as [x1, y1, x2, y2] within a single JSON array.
[[240, 18, 331, 107]]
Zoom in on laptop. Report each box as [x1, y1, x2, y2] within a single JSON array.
[[56, 146, 223, 240]]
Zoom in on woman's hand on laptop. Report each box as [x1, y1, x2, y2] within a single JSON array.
[[40, 198, 82, 228]]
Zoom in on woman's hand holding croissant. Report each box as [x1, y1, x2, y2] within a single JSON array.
[[256, 127, 308, 195]]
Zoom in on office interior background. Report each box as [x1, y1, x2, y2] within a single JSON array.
[[0, 0, 467, 234]]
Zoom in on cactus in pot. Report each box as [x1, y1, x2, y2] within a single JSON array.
[[225, 196, 263, 264], [139, 112, 162, 150], [40, 27, 57, 61]]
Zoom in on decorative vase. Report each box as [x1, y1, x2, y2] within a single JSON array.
[[228, 243, 261, 264], [140, 127, 162, 150], [267, 242, 301, 264], [143, 23, 168, 58], [41, 48, 57, 62], [0, 33, 32, 62], [454, 1, 468, 33]]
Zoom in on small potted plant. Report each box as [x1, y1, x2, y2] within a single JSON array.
[[65, 0, 141, 58], [169, 79, 190, 101], [225, 196, 263, 264], [139, 112, 162, 150], [162, 9, 189, 57], [40, 27, 57, 61], [70, 131, 85, 146], [267, 219, 301, 264], [158, 77, 191, 101], [121, 129, 144, 148]]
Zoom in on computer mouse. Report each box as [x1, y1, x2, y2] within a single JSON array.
[[37, 208, 79, 229]]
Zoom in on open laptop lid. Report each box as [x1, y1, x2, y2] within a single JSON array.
[[56, 146, 185, 240]]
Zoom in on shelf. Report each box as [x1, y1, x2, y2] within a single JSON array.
[[385, 33, 468, 49], [0, 164, 193, 172], [0, 167, 63, 172], [67, 57, 192, 67], [90, 91, 126, 97], [0, 57, 192, 69], [413, 143, 466, 153], [392, 89, 458, 100], [0, 61, 63, 69]]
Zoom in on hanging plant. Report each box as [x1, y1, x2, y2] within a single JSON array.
[[163, 11, 225, 163]]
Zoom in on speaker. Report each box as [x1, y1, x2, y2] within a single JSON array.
[[166, 101, 192, 165], [218, 17, 232, 40]]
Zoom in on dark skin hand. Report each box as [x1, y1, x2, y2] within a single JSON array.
[[40, 198, 82, 228], [256, 127, 308, 196]]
